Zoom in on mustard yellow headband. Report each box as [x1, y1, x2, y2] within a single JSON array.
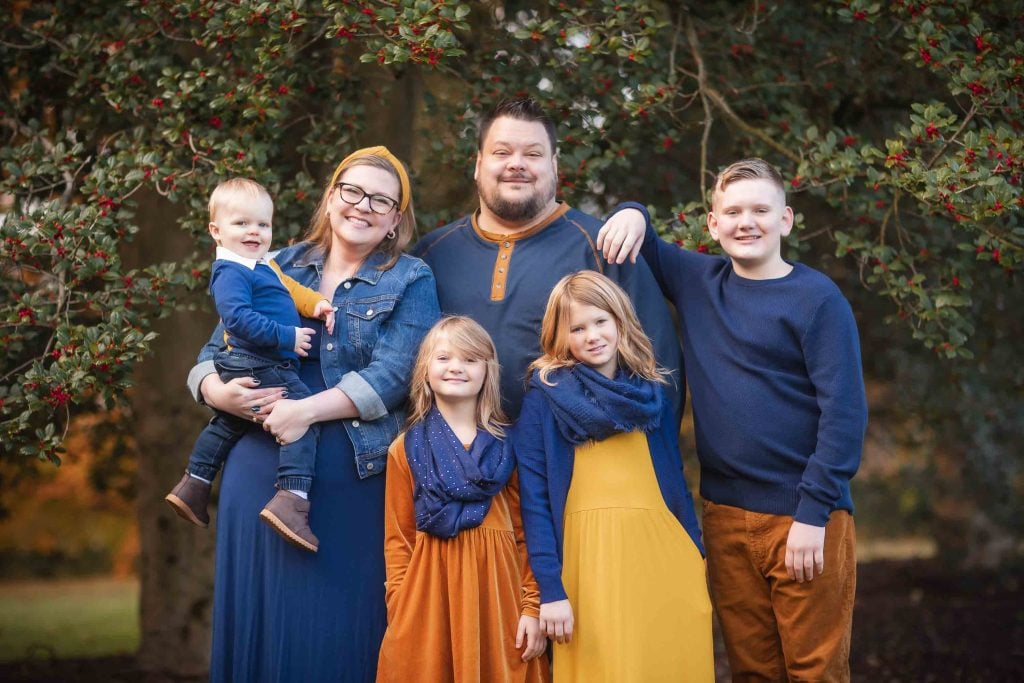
[[328, 145, 411, 213]]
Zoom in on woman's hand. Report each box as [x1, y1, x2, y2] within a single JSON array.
[[262, 397, 314, 445], [516, 614, 546, 661], [539, 599, 574, 644], [200, 373, 284, 421]]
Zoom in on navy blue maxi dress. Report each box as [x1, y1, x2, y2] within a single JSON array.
[[209, 327, 387, 683]]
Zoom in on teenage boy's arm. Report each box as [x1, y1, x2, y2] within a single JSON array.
[[598, 202, 643, 264], [788, 293, 869, 582], [596, 204, 687, 304], [596, 203, 647, 264], [596, 204, 685, 417]]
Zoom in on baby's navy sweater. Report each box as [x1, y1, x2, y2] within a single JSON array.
[[210, 260, 302, 361], [641, 229, 868, 526]]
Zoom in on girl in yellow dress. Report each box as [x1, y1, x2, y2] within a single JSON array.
[[513, 271, 713, 682], [377, 316, 549, 682]]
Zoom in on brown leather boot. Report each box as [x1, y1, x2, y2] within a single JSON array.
[[164, 473, 211, 528], [259, 490, 319, 552]]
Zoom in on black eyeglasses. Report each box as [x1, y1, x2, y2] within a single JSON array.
[[335, 182, 399, 215]]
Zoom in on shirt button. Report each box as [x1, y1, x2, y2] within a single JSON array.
[[343, 281, 352, 289], [352, 420, 360, 427], [326, 343, 334, 351], [495, 283, 502, 288], [366, 308, 374, 316], [503, 241, 510, 247], [500, 254, 508, 260], [498, 268, 505, 273], [366, 462, 374, 471]]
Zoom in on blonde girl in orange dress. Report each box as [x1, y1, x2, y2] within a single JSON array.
[[514, 271, 713, 682], [376, 316, 549, 683]]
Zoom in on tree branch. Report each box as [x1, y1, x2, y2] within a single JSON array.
[[684, 17, 713, 203], [682, 18, 800, 166], [703, 87, 801, 163], [927, 104, 977, 170]]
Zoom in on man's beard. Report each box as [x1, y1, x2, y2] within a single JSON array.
[[477, 175, 556, 223]]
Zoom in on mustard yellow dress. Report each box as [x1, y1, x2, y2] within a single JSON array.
[[554, 431, 713, 682]]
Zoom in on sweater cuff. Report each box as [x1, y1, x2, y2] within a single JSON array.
[[521, 606, 540, 619], [277, 325, 296, 352], [536, 573, 568, 604], [337, 371, 387, 421], [794, 495, 832, 527], [187, 360, 217, 405]]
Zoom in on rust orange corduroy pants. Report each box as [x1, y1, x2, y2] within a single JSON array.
[[702, 501, 856, 683]]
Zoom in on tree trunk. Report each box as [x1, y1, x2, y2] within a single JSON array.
[[124, 191, 216, 679]]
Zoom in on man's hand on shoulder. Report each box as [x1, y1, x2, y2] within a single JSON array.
[[785, 520, 826, 583], [596, 208, 646, 265]]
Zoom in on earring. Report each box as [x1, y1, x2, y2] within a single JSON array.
[[387, 229, 396, 240]]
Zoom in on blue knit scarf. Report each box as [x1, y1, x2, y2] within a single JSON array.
[[530, 364, 662, 445], [404, 407, 515, 539]]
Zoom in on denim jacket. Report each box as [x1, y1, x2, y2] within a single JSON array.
[[187, 241, 441, 479]]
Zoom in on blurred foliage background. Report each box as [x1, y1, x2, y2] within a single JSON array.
[[1, 0, 1021, 676]]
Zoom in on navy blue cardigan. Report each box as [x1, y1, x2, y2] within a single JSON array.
[[512, 384, 704, 604]]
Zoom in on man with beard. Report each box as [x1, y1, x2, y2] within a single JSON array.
[[414, 98, 682, 418]]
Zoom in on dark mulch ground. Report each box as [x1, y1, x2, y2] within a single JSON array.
[[2, 559, 1021, 682], [848, 559, 1023, 682]]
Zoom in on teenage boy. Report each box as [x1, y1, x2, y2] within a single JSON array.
[[165, 178, 335, 553], [598, 158, 868, 681]]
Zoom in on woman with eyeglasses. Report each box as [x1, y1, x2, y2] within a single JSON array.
[[185, 147, 440, 682]]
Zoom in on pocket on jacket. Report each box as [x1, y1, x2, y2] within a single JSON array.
[[345, 295, 398, 353]]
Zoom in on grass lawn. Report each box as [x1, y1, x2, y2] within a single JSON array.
[[0, 577, 138, 662]]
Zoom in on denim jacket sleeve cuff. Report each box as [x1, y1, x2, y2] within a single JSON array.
[[338, 371, 387, 421], [187, 360, 217, 405]]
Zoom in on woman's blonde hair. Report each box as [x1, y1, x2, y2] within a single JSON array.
[[530, 271, 667, 385], [304, 154, 415, 270], [407, 316, 508, 438]]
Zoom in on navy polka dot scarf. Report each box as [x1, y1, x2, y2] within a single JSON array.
[[404, 407, 515, 539]]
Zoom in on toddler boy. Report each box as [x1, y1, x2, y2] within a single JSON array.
[[165, 178, 335, 553]]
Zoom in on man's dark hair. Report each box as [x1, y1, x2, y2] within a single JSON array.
[[477, 98, 557, 153]]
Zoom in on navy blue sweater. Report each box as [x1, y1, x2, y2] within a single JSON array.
[[512, 385, 704, 603], [210, 260, 302, 360], [413, 202, 683, 419], [640, 227, 868, 526]]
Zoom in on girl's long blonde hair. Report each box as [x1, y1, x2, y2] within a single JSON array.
[[304, 154, 415, 270], [529, 271, 667, 386], [407, 316, 509, 438]]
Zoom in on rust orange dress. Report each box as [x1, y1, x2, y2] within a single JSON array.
[[376, 437, 550, 683]]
